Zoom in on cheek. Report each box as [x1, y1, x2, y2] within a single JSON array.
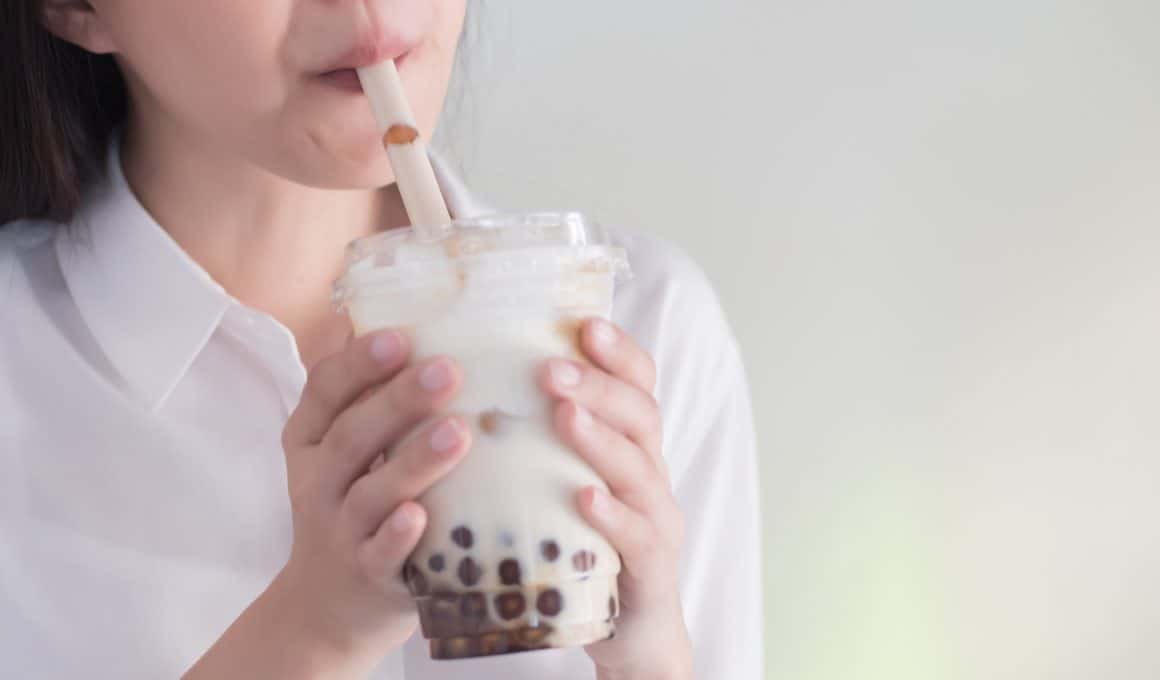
[[109, 1, 292, 131]]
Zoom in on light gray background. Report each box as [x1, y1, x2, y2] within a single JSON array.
[[438, 2, 1160, 678]]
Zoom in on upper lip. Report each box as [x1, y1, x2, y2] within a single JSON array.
[[319, 40, 416, 74]]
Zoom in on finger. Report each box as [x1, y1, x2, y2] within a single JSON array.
[[581, 318, 657, 395], [321, 356, 463, 492], [344, 415, 472, 536], [554, 400, 666, 513], [541, 357, 664, 463], [357, 500, 428, 594], [284, 329, 410, 447], [576, 486, 674, 584]]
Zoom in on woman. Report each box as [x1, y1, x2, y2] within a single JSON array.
[[0, 1, 762, 678]]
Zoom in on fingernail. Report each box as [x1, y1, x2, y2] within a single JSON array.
[[370, 331, 401, 363], [550, 359, 582, 389], [590, 319, 616, 349], [573, 403, 593, 431], [429, 419, 463, 454], [389, 505, 415, 533], [419, 359, 453, 392]]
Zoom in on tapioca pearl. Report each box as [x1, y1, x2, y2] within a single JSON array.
[[478, 410, 514, 436], [572, 550, 597, 572], [517, 626, 552, 646], [457, 557, 483, 587], [536, 588, 563, 617], [498, 559, 522, 586], [425, 591, 461, 637], [438, 637, 473, 659], [540, 539, 560, 562], [495, 592, 527, 620], [479, 632, 509, 656], [428, 553, 446, 572], [556, 318, 584, 356], [460, 592, 487, 626], [451, 526, 474, 549]]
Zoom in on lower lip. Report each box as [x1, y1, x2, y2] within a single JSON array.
[[317, 53, 410, 94], [318, 68, 363, 93]]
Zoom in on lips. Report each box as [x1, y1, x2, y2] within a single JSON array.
[[316, 48, 412, 93], [318, 68, 364, 92], [319, 31, 417, 74]]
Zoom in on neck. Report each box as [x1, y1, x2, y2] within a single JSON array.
[[119, 109, 409, 363]]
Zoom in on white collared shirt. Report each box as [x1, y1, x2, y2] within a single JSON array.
[[0, 144, 762, 679]]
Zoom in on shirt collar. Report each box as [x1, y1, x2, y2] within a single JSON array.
[[55, 136, 488, 411]]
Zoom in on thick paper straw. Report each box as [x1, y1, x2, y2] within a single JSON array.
[[357, 60, 452, 237]]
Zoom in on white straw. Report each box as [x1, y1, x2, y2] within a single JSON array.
[[357, 61, 452, 238]]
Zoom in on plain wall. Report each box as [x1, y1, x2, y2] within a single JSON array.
[[439, 2, 1160, 678]]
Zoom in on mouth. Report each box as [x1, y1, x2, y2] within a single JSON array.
[[317, 51, 411, 94]]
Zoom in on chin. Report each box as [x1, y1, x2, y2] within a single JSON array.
[[298, 162, 399, 190]]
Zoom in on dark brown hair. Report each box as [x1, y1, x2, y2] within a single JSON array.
[[0, 0, 127, 225]]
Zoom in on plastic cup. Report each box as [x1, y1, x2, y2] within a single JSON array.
[[333, 212, 631, 659]]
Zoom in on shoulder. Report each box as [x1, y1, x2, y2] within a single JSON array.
[[0, 220, 60, 405], [608, 224, 721, 312], [607, 224, 740, 373]]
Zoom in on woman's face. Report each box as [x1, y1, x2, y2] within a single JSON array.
[[87, 0, 467, 188]]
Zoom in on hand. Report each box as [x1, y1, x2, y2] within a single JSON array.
[[276, 329, 472, 673], [540, 319, 694, 680]]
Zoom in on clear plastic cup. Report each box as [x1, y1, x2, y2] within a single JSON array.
[[333, 212, 631, 659]]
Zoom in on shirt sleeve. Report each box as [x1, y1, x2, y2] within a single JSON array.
[[616, 232, 764, 679], [669, 291, 764, 679]]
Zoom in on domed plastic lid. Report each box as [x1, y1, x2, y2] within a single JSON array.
[[333, 212, 630, 307]]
